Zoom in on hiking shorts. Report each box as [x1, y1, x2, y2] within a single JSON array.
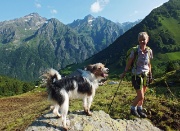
[[132, 75, 150, 90]]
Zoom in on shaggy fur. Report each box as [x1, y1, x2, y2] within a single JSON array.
[[42, 63, 109, 130]]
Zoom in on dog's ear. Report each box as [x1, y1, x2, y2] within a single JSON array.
[[86, 64, 95, 72]]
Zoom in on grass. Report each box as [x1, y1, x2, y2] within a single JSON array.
[[0, 70, 179, 131], [166, 52, 180, 61], [161, 17, 180, 42], [0, 87, 51, 131]]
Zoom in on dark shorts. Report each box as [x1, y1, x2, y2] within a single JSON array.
[[132, 75, 150, 90]]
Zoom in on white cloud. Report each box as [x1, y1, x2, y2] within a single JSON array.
[[35, 3, 41, 8], [90, 0, 109, 13], [51, 9, 58, 14]]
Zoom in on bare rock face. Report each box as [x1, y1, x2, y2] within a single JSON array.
[[26, 110, 162, 131]]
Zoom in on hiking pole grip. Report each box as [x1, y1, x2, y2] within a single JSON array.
[[108, 79, 123, 113]]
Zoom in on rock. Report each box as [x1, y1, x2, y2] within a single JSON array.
[[26, 110, 162, 131], [108, 81, 119, 85]]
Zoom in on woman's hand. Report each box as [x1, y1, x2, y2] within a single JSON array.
[[148, 72, 153, 83], [120, 71, 127, 79]]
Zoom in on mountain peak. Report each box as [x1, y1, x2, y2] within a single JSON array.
[[84, 14, 94, 19], [23, 12, 47, 22], [84, 14, 95, 24], [24, 13, 41, 18]]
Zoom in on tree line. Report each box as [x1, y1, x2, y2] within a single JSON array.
[[0, 75, 35, 97]]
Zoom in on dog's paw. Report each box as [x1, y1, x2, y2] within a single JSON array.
[[57, 114, 62, 118], [84, 110, 92, 116], [53, 110, 61, 118], [87, 111, 92, 116], [63, 126, 71, 131], [50, 105, 55, 110]]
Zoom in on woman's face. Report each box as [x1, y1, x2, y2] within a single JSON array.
[[138, 35, 149, 45]]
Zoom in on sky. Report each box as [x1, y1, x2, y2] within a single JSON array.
[[0, 0, 169, 24]]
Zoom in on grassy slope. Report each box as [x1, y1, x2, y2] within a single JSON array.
[[149, 15, 180, 68], [0, 70, 179, 131], [0, 88, 51, 131], [161, 17, 180, 42], [153, 52, 180, 65], [166, 52, 180, 60]]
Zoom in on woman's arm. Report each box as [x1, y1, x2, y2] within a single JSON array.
[[120, 57, 134, 78]]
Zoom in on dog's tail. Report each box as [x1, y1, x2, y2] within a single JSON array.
[[41, 68, 61, 99]]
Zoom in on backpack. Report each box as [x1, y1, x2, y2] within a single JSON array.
[[126, 45, 151, 71]]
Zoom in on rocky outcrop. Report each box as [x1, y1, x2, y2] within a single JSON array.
[[26, 110, 162, 131]]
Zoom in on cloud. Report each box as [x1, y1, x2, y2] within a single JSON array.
[[90, 0, 109, 13], [35, 3, 41, 8], [51, 9, 58, 14]]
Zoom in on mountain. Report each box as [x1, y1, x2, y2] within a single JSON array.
[[68, 14, 123, 51], [116, 20, 142, 33], [24, 18, 96, 67], [68, 15, 141, 51], [60, 0, 180, 77], [0, 13, 46, 44], [0, 13, 139, 81]]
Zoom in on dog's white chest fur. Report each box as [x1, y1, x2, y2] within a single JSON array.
[[82, 71, 99, 88]]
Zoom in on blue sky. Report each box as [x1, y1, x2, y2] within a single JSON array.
[[1, 0, 169, 24]]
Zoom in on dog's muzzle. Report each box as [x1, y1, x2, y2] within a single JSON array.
[[106, 68, 109, 73], [102, 68, 109, 77]]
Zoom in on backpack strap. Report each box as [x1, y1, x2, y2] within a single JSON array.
[[146, 46, 151, 63], [132, 46, 138, 80], [132, 45, 138, 69]]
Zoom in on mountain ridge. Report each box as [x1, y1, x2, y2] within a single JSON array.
[[0, 12, 139, 81]]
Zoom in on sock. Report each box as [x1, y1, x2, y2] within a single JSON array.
[[131, 106, 137, 110], [137, 106, 143, 110]]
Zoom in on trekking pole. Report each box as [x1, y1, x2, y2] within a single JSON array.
[[108, 78, 123, 113]]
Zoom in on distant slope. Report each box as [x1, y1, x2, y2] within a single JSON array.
[[60, 0, 180, 76], [166, 52, 180, 60]]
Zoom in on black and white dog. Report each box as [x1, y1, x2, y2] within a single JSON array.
[[42, 63, 109, 130]]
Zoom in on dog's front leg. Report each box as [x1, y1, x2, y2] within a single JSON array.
[[86, 96, 93, 116], [83, 97, 89, 114], [83, 96, 93, 116]]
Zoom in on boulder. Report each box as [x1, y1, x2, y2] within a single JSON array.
[[26, 110, 162, 131]]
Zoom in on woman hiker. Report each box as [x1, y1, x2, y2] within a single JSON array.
[[121, 32, 153, 118]]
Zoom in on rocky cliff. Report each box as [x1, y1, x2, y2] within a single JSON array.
[[26, 110, 162, 131]]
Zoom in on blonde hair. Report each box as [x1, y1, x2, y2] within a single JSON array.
[[138, 32, 149, 40]]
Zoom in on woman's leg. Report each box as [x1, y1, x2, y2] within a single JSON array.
[[132, 89, 144, 107], [137, 86, 147, 106], [130, 89, 144, 117], [137, 86, 147, 118]]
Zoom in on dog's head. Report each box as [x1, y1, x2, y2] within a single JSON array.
[[85, 63, 109, 79]]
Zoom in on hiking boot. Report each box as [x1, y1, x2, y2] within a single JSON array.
[[137, 109, 147, 118], [130, 109, 140, 117]]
